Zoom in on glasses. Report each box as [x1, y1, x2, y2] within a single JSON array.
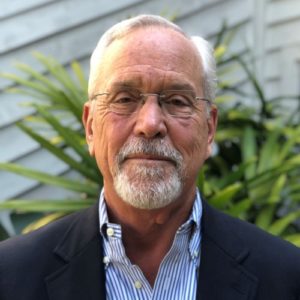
[[92, 87, 210, 118]]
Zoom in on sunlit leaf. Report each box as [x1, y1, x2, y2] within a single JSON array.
[[22, 212, 66, 234], [268, 211, 300, 236]]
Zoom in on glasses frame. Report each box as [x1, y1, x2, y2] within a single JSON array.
[[92, 89, 211, 117]]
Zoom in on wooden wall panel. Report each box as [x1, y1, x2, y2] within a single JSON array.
[[0, 0, 56, 20], [263, 0, 300, 97]]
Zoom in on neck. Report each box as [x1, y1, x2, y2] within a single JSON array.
[[103, 184, 197, 286]]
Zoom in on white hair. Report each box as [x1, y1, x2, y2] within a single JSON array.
[[88, 14, 217, 102]]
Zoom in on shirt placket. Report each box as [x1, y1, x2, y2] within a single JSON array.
[[104, 224, 153, 299]]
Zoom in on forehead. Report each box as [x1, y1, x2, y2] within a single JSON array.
[[94, 27, 203, 92]]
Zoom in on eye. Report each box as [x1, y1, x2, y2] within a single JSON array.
[[108, 90, 140, 115], [112, 91, 139, 104], [164, 94, 192, 107]]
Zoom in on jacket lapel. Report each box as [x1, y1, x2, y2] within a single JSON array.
[[197, 201, 258, 300], [45, 203, 106, 300]]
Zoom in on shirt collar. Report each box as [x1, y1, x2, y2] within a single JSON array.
[[98, 189, 111, 238], [177, 189, 202, 232], [99, 188, 202, 236]]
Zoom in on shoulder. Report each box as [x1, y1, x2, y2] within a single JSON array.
[[0, 209, 80, 256], [215, 205, 299, 254], [202, 200, 300, 252], [202, 201, 300, 295], [0, 203, 98, 268], [0, 204, 99, 300]]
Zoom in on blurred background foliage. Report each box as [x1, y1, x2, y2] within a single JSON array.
[[0, 23, 300, 244]]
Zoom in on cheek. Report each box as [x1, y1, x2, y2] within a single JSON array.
[[171, 117, 209, 169], [93, 113, 132, 175], [174, 117, 208, 152], [92, 117, 109, 174]]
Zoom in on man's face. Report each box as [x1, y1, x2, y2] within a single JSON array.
[[83, 27, 217, 209]]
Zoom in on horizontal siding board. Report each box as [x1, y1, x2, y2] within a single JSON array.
[[264, 50, 281, 80], [176, 0, 251, 37], [0, 125, 39, 162], [19, 169, 86, 200], [264, 79, 281, 100], [0, 93, 35, 127], [20, 184, 79, 201], [279, 47, 300, 96], [0, 0, 146, 54], [265, 18, 300, 50], [0, 171, 38, 200], [266, 0, 300, 26], [0, 147, 69, 200], [0, 0, 56, 20]]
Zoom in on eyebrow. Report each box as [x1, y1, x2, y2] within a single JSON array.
[[109, 81, 140, 90], [108, 81, 196, 92], [164, 82, 196, 91]]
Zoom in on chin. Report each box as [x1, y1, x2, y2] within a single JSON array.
[[113, 168, 183, 210]]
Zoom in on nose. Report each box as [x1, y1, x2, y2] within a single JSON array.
[[133, 95, 167, 139]]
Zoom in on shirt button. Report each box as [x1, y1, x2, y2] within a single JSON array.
[[103, 256, 110, 264], [134, 281, 142, 289], [193, 250, 198, 258], [106, 227, 114, 237]]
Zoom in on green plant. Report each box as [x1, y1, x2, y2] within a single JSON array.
[[0, 53, 101, 233], [198, 24, 300, 245]]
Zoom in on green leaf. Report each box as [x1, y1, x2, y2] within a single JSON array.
[[236, 57, 268, 118], [257, 130, 280, 173], [268, 211, 300, 236], [197, 168, 205, 192], [284, 234, 300, 247], [33, 52, 85, 107], [227, 198, 252, 218], [241, 126, 257, 180], [0, 163, 99, 196], [34, 105, 97, 170], [216, 157, 256, 189], [15, 62, 60, 92], [255, 205, 276, 230], [247, 156, 300, 189], [17, 122, 100, 182], [1, 72, 57, 99], [0, 199, 94, 212], [267, 174, 287, 204], [22, 212, 66, 234], [71, 61, 88, 91], [209, 182, 242, 209]]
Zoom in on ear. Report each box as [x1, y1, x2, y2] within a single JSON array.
[[205, 104, 218, 159], [82, 101, 95, 156]]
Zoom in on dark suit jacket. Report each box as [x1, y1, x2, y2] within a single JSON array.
[[0, 200, 300, 300]]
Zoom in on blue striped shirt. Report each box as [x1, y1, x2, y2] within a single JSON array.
[[99, 189, 202, 299]]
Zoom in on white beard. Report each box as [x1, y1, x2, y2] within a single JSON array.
[[112, 138, 185, 209]]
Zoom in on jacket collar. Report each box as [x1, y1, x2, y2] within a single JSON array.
[[197, 200, 258, 299], [45, 203, 106, 300]]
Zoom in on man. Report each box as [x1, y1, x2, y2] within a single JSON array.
[[0, 14, 300, 300]]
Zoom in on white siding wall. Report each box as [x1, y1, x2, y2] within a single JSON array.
[[264, 0, 300, 101], [0, 0, 299, 234]]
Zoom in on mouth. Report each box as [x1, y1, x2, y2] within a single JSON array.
[[124, 154, 176, 165]]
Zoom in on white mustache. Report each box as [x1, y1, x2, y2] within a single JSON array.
[[116, 138, 183, 168]]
